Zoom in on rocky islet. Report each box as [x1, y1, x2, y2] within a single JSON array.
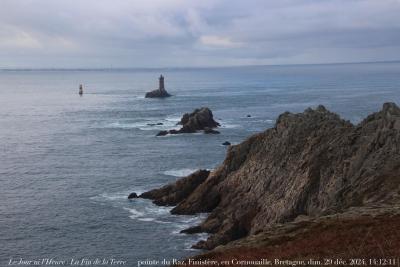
[[156, 107, 220, 136]]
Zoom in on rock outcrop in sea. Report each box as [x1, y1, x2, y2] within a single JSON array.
[[140, 102, 400, 251], [145, 75, 171, 98], [157, 107, 220, 136], [140, 170, 210, 206]]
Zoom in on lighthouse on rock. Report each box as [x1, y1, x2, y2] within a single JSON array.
[[145, 75, 171, 98]]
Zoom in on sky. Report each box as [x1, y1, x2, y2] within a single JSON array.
[[1, 0, 400, 68]]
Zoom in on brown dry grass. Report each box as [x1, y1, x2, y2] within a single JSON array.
[[185, 214, 400, 267]]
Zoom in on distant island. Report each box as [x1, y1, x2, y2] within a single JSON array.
[[145, 75, 171, 98]]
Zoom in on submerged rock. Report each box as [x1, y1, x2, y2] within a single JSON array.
[[156, 130, 168, 136], [222, 141, 231, 146], [127, 192, 138, 199], [145, 102, 400, 250], [156, 107, 220, 136], [147, 122, 164, 126], [204, 127, 220, 134], [180, 225, 202, 234]]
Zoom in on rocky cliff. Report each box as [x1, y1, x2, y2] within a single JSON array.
[[140, 103, 400, 250]]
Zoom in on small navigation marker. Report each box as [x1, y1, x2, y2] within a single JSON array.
[[79, 84, 83, 96]]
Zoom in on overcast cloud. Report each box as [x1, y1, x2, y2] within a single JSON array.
[[1, 0, 400, 68]]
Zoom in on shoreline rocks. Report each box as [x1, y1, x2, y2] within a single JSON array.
[[138, 170, 210, 206], [127, 192, 138, 199], [141, 102, 400, 250], [204, 127, 220, 134], [156, 107, 220, 136], [145, 89, 171, 98]]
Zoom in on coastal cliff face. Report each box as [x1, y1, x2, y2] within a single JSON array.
[[141, 103, 400, 250]]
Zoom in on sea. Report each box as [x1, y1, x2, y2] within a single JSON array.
[[1, 62, 400, 266]]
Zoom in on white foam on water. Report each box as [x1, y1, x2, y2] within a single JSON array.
[[90, 191, 127, 201], [106, 121, 144, 129], [121, 198, 174, 223], [156, 132, 203, 138], [220, 123, 241, 129], [90, 186, 150, 203], [104, 116, 181, 131], [107, 114, 182, 131], [165, 115, 181, 123], [171, 213, 209, 235], [140, 123, 180, 131], [183, 233, 210, 251], [163, 168, 198, 177], [144, 204, 171, 216], [123, 207, 145, 219], [137, 217, 155, 222]]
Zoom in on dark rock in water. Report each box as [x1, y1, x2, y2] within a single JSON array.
[[156, 107, 220, 136], [146, 102, 400, 250], [128, 192, 138, 199], [169, 129, 180, 134], [247, 114, 251, 117], [204, 127, 220, 134], [147, 122, 164, 126], [180, 225, 202, 234], [178, 107, 220, 131], [222, 141, 231, 146], [145, 90, 171, 98], [156, 130, 168, 136], [140, 169, 210, 206], [145, 75, 171, 98]]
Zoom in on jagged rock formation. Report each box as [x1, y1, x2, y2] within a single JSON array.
[[157, 107, 220, 136], [143, 103, 400, 250], [145, 75, 171, 98], [139, 170, 210, 206]]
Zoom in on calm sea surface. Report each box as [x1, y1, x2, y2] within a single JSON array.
[[1, 63, 400, 266]]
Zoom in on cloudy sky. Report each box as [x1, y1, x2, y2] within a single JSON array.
[[1, 0, 400, 68]]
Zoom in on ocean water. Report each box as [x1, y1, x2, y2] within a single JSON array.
[[1, 63, 400, 266]]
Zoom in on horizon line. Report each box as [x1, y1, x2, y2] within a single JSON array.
[[1, 60, 399, 71]]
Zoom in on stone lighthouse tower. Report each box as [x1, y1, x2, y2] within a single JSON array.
[[144, 74, 171, 98], [159, 75, 165, 92]]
